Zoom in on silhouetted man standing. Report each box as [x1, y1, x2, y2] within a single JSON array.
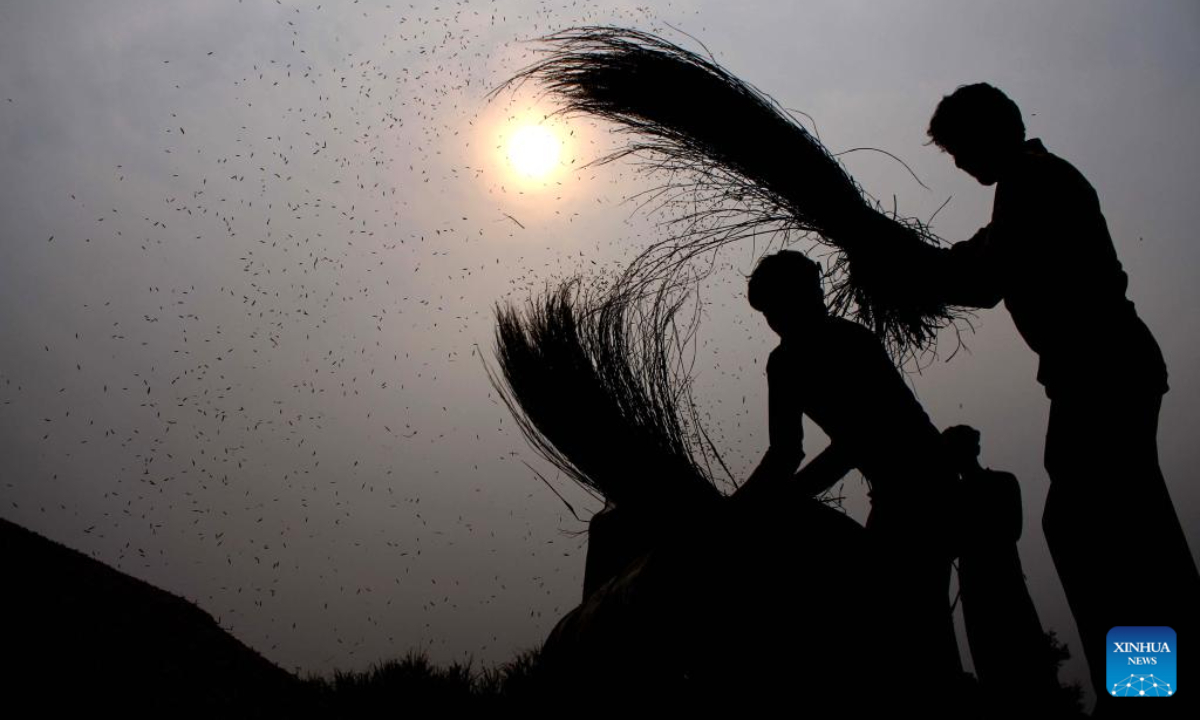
[[851, 83, 1198, 713], [944, 424, 1062, 710], [739, 250, 962, 680]]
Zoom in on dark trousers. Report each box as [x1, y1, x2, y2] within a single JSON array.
[[1042, 391, 1199, 716], [960, 545, 1060, 703]]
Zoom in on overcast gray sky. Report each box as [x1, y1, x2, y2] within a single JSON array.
[[2, 0, 1197, 701]]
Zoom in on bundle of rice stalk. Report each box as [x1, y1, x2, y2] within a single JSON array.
[[501, 26, 966, 360], [488, 278, 725, 512]]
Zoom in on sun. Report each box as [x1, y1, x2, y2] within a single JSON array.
[[507, 124, 562, 180]]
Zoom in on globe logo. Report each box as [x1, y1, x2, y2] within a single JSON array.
[[1110, 674, 1173, 697]]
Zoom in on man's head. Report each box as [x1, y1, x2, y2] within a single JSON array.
[[942, 424, 982, 471], [928, 83, 1025, 185], [748, 250, 825, 337]]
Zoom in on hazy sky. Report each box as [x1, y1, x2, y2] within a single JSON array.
[[2, 0, 1197, 700]]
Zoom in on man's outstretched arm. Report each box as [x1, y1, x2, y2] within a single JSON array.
[[929, 225, 1005, 309], [736, 443, 852, 504], [839, 209, 1005, 310], [737, 353, 805, 501], [794, 443, 854, 497]]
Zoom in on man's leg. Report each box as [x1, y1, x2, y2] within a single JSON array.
[[1043, 391, 1199, 715]]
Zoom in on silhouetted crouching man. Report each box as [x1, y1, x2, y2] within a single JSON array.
[[738, 250, 962, 681], [845, 84, 1198, 714]]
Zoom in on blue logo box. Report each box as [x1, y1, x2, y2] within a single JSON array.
[[1107, 626, 1176, 697]]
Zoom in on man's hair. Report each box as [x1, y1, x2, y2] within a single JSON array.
[[747, 250, 823, 313], [927, 83, 1025, 152], [942, 424, 982, 459]]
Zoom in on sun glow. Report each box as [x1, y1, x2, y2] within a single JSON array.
[[506, 124, 562, 180]]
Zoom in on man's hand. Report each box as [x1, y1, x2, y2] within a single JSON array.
[[730, 470, 784, 507], [825, 204, 882, 251], [736, 443, 803, 505]]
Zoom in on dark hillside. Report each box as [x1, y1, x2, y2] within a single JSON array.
[[0, 517, 301, 715]]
